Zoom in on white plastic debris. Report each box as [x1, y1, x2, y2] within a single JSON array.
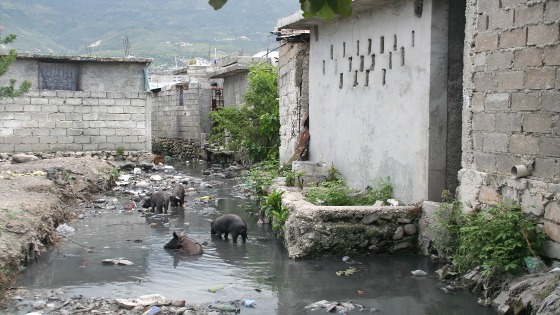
[[56, 223, 75, 237], [411, 269, 428, 276], [115, 294, 167, 310], [119, 174, 132, 181], [387, 199, 399, 206], [133, 167, 142, 174], [150, 175, 163, 181], [135, 181, 150, 188]]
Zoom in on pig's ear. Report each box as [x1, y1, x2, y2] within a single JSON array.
[[173, 231, 179, 239]]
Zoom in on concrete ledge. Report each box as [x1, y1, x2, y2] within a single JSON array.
[[271, 181, 421, 259]]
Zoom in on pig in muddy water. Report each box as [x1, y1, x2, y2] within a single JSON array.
[[211, 214, 248, 243], [141, 191, 170, 213], [169, 184, 185, 208], [164, 231, 203, 255]]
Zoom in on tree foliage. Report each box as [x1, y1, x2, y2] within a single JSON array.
[[207, 62, 279, 163], [0, 30, 31, 98], [208, 0, 353, 20]]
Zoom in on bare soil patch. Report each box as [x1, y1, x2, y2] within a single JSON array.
[[0, 157, 117, 301]]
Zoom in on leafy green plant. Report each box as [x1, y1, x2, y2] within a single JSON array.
[[0, 25, 31, 99], [261, 189, 290, 236], [428, 190, 464, 258], [304, 177, 393, 206], [285, 170, 305, 188], [207, 62, 279, 163], [110, 168, 121, 178], [116, 146, 125, 156], [243, 159, 280, 199], [453, 200, 546, 280]]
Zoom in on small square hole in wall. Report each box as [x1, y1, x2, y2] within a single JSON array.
[[339, 73, 344, 89], [412, 31, 415, 47], [323, 60, 325, 75], [401, 47, 405, 66], [353, 70, 358, 87], [330, 45, 333, 60], [382, 69, 386, 85], [365, 70, 370, 87], [389, 52, 392, 69], [368, 39, 372, 55], [393, 35, 397, 51], [343, 42, 346, 57], [348, 56, 353, 72], [380, 36, 385, 54], [356, 40, 360, 55], [371, 54, 375, 71]]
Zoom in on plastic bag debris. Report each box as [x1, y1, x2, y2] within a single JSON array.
[[243, 299, 256, 307], [56, 223, 75, 237], [411, 270, 428, 276]]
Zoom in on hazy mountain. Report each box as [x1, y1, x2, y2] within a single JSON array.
[[0, 0, 300, 68]]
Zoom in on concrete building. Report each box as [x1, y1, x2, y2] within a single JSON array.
[[0, 53, 152, 152], [277, 0, 465, 204], [207, 53, 276, 108], [459, 0, 560, 258]]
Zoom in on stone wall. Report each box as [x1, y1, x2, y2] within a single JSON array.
[[273, 181, 421, 259], [459, 0, 560, 258], [278, 38, 310, 165]]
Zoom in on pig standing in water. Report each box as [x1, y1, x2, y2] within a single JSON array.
[[164, 231, 203, 255], [141, 191, 170, 214], [211, 214, 248, 243], [169, 184, 185, 208]]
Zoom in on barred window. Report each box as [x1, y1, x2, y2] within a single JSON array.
[[38, 62, 80, 91]]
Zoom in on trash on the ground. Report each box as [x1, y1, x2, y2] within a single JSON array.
[[135, 181, 150, 188], [102, 258, 134, 266], [208, 286, 224, 293], [549, 267, 560, 273], [56, 223, 75, 237], [243, 299, 256, 307], [209, 304, 240, 312], [115, 294, 167, 309], [411, 269, 428, 276], [200, 195, 214, 201], [123, 200, 136, 211], [524, 256, 545, 273], [357, 290, 365, 296], [119, 174, 132, 181], [142, 305, 161, 315], [164, 165, 174, 170], [304, 300, 377, 313], [342, 256, 350, 262], [150, 175, 163, 181], [133, 167, 142, 174], [387, 199, 399, 206], [336, 267, 360, 276]]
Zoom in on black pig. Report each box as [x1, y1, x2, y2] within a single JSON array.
[[211, 214, 248, 243], [169, 184, 185, 208], [164, 231, 203, 255], [141, 191, 170, 214]]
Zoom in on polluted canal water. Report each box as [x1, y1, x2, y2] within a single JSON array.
[[13, 162, 497, 315]]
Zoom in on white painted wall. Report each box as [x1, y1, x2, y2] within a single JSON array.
[[306, 0, 448, 203]]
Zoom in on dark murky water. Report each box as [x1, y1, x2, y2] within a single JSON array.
[[16, 162, 497, 315]]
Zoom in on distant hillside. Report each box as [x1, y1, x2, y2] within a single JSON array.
[[0, 0, 300, 69]]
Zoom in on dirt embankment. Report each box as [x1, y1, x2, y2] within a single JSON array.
[[0, 156, 118, 300]]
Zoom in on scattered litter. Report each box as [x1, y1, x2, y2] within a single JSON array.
[[209, 304, 240, 312], [142, 305, 161, 315], [133, 167, 142, 174], [102, 259, 134, 266], [163, 165, 174, 170], [56, 223, 75, 237], [208, 286, 224, 293], [150, 175, 163, 181], [304, 300, 377, 313], [135, 181, 150, 188], [115, 294, 167, 309], [200, 196, 214, 201], [549, 267, 560, 273], [387, 199, 399, 206], [336, 267, 360, 276], [243, 299, 256, 307], [119, 174, 132, 181], [411, 270, 428, 276], [342, 256, 350, 262]]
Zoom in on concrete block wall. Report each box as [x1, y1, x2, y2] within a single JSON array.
[[278, 40, 310, 165], [0, 90, 150, 152], [459, 0, 560, 258], [151, 87, 212, 142]]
